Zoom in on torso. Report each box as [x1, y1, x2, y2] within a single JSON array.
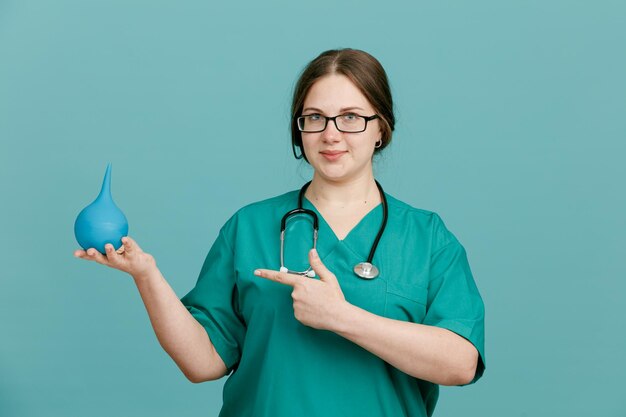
[[212, 190, 442, 417]]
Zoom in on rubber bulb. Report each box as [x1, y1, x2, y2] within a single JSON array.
[[74, 163, 129, 254]]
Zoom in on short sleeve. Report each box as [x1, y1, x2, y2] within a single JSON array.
[[424, 215, 486, 385], [180, 226, 246, 373]]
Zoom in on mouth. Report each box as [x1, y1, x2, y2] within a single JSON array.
[[320, 151, 347, 161]]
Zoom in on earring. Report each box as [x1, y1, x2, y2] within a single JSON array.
[[292, 141, 305, 160], [375, 139, 383, 149]]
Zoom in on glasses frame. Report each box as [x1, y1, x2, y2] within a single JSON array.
[[296, 114, 379, 133]]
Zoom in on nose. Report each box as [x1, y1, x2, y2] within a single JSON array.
[[321, 118, 341, 142]]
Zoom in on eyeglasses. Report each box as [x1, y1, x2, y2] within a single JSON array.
[[297, 113, 379, 133]]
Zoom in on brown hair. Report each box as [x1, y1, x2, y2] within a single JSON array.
[[291, 48, 395, 162]]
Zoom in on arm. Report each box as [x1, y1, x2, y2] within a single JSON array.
[[133, 267, 229, 383], [75, 237, 228, 383], [333, 303, 478, 386], [254, 248, 479, 386]]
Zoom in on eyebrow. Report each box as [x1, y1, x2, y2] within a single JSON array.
[[302, 106, 366, 114]]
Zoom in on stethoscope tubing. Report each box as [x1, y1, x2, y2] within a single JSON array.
[[281, 180, 388, 279]]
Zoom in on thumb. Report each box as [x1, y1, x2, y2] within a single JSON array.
[[121, 236, 142, 254], [309, 249, 338, 285]]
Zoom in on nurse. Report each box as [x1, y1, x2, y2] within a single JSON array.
[[74, 48, 485, 417]]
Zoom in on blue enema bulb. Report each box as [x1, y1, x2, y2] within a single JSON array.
[[74, 163, 129, 254]]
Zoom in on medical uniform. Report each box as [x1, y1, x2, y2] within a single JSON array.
[[181, 189, 486, 417]]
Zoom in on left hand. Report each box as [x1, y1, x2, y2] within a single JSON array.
[[254, 248, 348, 331]]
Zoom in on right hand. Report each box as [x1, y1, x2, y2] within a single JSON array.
[[74, 236, 157, 280]]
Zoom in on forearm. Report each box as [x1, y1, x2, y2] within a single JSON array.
[[333, 303, 478, 386], [132, 267, 227, 382]]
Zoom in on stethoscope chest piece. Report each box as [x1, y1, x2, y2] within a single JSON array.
[[354, 262, 379, 279]]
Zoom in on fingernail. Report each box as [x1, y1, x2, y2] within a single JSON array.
[[311, 248, 318, 258], [254, 270, 261, 276]]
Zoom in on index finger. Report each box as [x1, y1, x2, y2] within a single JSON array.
[[254, 269, 302, 287]]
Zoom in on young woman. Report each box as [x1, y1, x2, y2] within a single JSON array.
[[75, 48, 485, 417]]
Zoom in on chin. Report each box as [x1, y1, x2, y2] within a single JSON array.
[[316, 169, 354, 183]]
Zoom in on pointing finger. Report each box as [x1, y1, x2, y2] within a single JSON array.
[[309, 249, 338, 284], [254, 269, 302, 287]]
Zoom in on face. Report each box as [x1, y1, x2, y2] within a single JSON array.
[[300, 74, 381, 184]]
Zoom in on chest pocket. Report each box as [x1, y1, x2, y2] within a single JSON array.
[[384, 279, 428, 323]]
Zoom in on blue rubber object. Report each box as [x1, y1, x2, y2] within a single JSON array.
[[74, 163, 129, 254]]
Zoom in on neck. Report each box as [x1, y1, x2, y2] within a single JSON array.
[[305, 172, 380, 208]]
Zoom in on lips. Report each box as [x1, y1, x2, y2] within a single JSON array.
[[320, 150, 347, 161]]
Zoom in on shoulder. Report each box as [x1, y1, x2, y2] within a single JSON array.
[[385, 193, 438, 219], [384, 193, 460, 250], [233, 190, 299, 224], [219, 190, 299, 235], [237, 190, 298, 215]]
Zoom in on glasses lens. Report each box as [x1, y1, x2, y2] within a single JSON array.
[[336, 114, 366, 132], [299, 115, 326, 132]]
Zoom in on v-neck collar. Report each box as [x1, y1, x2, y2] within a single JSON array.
[[301, 195, 384, 260]]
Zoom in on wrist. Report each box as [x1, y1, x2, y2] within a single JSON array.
[[331, 300, 360, 335], [132, 265, 160, 284]]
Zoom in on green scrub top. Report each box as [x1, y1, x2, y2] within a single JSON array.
[[181, 190, 486, 417]]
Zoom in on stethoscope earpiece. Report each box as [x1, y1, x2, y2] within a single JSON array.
[[279, 265, 316, 278]]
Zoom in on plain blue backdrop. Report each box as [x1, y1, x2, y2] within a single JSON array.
[[1, 1, 625, 416]]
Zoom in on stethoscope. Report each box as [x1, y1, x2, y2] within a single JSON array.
[[279, 180, 388, 280]]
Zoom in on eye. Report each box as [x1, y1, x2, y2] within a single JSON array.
[[305, 114, 322, 121], [340, 113, 359, 122]]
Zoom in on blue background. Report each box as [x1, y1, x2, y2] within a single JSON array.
[[1, 1, 625, 416]]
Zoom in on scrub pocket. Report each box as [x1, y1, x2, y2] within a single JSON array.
[[342, 275, 387, 317], [384, 280, 428, 323]]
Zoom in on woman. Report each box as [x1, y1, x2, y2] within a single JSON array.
[[74, 48, 485, 417]]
